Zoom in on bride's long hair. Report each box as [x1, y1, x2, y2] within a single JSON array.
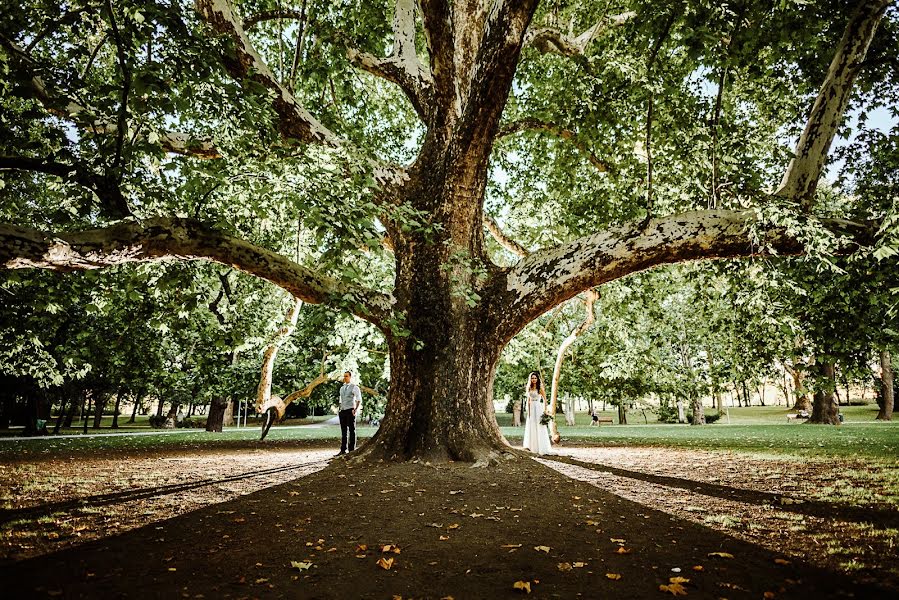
[[525, 371, 543, 394]]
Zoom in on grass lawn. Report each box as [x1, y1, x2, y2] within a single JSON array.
[[2, 404, 896, 462]]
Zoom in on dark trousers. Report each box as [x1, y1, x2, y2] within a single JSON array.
[[339, 408, 356, 452]]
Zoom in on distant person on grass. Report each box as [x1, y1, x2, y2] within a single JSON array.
[[337, 371, 362, 456]]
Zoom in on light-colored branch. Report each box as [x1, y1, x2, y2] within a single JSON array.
[[346, 0, 433, 121], [548, 289, 599, 420], [484, 215, 529, 258], [0, 218, 393, 328], [196, 0, 338, 145], [496, 118, 610, 172], [775, 0, 892, 208], [255, 297, 304, 413], [243, 9, 305, 30], [524, 11, 635, 57], [497, 209, 877, 342]]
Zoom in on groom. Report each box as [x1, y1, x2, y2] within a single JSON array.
[[336, 371, 362, 456]]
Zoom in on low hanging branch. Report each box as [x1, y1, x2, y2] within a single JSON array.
[[775, 0, 892, 209], [0, 218, 393, 328], [484, 215, 530, 258], [547, 288, 599, 441]]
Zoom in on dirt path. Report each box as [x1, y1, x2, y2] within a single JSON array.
[[0, 455, 894, 599]]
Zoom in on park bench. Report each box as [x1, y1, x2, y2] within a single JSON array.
[[786, 412, 810, 422], [593, 417, 614, 426]]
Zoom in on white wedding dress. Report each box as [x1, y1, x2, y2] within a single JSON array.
[[522, 390, 553, 455]]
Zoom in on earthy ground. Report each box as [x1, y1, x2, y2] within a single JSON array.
[[0, 439, 897, 598]]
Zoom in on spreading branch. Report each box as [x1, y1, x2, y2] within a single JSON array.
[[524, 11, 635, 57], [0, 218, 393, 328], [775, 0, 892, 209], [346, 0, 433, 121], [496, 209, 878, 342], [243, 9, 305, 30], [256, 297, 304, 413], [495, 118, 610, 173], [195, 0, 338, 145]]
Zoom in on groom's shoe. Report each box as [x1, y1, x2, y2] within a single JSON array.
[[335, 451, 346, 457]]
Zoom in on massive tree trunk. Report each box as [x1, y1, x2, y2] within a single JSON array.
[[206, 396, 230, 432], [876, 350, 894, 421], [809, 361, 840, 425]]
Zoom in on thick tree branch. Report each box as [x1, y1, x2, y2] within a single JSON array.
[[775, 0, 892, 209], [495, 209, 878, 342], [495, 118, 610, 172], [0, 218, 393, 328], [524, 11, 635, 57], [346, 0, 433, 121], [195, 0, 338, 145]]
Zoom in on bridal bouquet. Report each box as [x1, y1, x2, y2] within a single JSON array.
[[539, 413, 554, 426]]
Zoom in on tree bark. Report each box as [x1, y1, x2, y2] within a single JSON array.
[[92, 393, 108, 428], [62, 391, 80, 428], [787, 364, 812, 411], [255, 297, 303, 415], [809, 361, 840, 425], [676, 398, 685, 423], [111, 389, 124, 428], [617, 403, 627, 425], [691, 395, 705, 425], [206, 396, 229, 432], [876, 350, 893, 421], [163, 402, 179, 429]]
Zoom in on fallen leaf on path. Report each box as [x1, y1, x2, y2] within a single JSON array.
[[470, 513, 484, 518], [669, 577, 690, 584], [692, 566, 703, 572], [439, 535, 449, 541], [502, 544, 523, 548], [707, 552, 734, 559], [615, 547, 632, 554], [764, 592, 776, 599], [377, 557, 395, 570], [610, 538, 626, 543], [254, 578, 268, 584], [513, 581, 531, 593], [447, 523, 460, 530], [290, 561, 312, 571], [572, 562, 586, 568], [427, 523, 444, 528], [659, 582, 688, 596], [534, 546, 551, 553], [356, 544, 367, 553], [557, 562, 572, 572], [381, 544, 401, 554], [605, 573, 621, 580], [449, 490, 463, 495], [774, 558, 791, 566]]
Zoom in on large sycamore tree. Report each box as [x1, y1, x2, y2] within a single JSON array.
[[0, 0, 896, 462]]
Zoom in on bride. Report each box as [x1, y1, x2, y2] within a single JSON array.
[[522, 371, 553, 455]]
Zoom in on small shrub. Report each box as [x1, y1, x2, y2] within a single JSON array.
[[178, 418, 206, 429], [704, 412, 721, 424], [656, 403, 679, 424], [147, 415, 167, 428]]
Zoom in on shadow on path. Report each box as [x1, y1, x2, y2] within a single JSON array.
[[543, 454, 899, 528], [0, 458, 330, 526]]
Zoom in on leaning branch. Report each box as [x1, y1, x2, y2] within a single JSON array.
[[524, 11, 635, 57], [496, 209, 877, 342], [195, 0, 338, 145], [0, 218, 393, 328], [495, 118, 610, 173], [484, 215, 530, 258], [775, 0, 892, 208], [345, 0, 433, 121]]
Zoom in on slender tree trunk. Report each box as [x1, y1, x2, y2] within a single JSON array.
[[876, 350, 893, 421], [63, 391, 80, 428], [163, 401, 180, 429], [156, 395, 165, 417], [809, 361, 840, 424], [676, 398, 685, 423], [691, 395, 705, 425], [111, 389, 125, 428], [127, 390, 141, 424], [256, 297, 303, 417], [742, 381, 751, 406], [617, 403, 627, 425], [53, 395, 67, 434], [92, 393, 108, 428], [82, 391, 90, 434], [564, 395, 576, 426]]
